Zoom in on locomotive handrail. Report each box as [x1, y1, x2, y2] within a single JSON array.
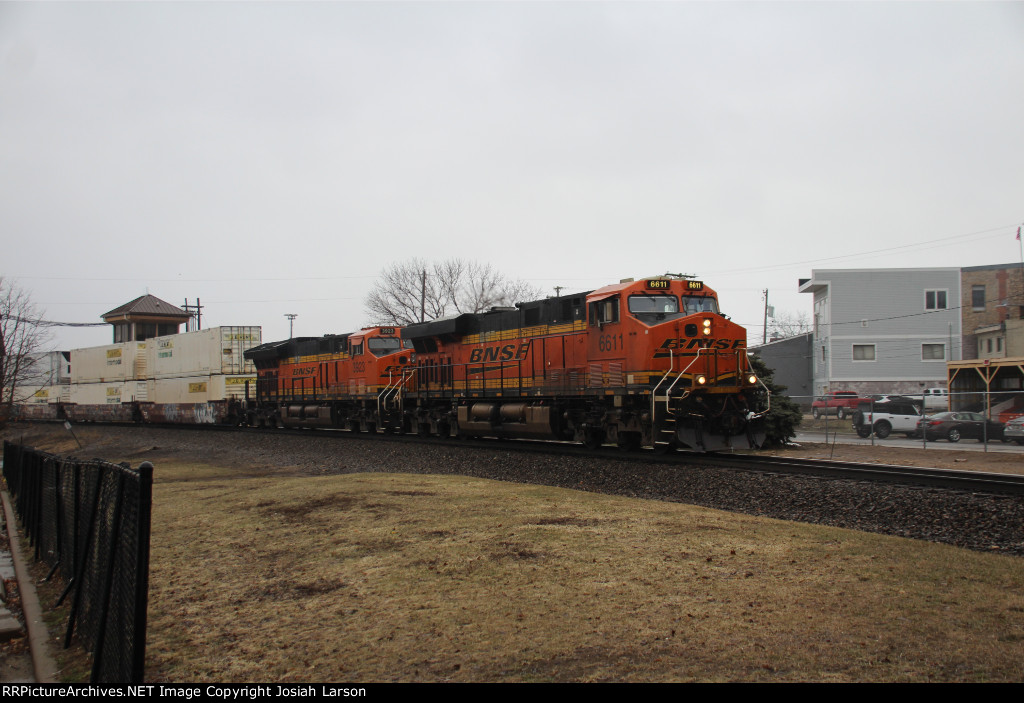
[[651, 349, 675, 420], [377, 367, 414, 419], [665, 347, 708, 412]]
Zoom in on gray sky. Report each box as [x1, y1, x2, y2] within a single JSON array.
[[3, 1, 1023, 350]]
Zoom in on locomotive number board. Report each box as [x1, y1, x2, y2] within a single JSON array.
[[379, 328, 396, 335], [646, 279, 704, 291]]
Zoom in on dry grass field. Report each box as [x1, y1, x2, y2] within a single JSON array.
[[5, 424, 1024, 682]]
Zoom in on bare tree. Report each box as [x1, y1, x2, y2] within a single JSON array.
[[1, 278, 52, 421], [365, 258, 543, 326], [767, 310, 812, 341]]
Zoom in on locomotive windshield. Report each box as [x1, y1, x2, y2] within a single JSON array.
[[628, 294, 684, 323], [368, 337, 402, 356], [681, 296, 719, 314]]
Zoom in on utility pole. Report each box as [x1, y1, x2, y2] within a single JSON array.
[[284, 313, 297, 338], [182, 298, 203, 331], [554, 286, 564, 297], [420, 269, 427, 323], [762, 289, 769, 344]]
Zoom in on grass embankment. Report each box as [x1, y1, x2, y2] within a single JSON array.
[[140, 462, 1024, 683]]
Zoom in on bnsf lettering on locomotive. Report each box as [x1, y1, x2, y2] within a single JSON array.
[[656, 338, 745, 354], [469, 341, 531, 364], [292, 367, 316, 376]]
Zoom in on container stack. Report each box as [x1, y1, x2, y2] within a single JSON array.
[[66, 327, 262, 420]]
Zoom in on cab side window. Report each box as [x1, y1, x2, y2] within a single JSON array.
[[589, 298, 620, 326]]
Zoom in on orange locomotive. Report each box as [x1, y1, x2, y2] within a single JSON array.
[[400, 275, 768, 451], [244, 326, 413, 430]]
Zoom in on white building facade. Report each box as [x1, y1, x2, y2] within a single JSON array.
[[798, 268, 962, 396]]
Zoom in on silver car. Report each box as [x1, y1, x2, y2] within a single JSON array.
[[1004, 416, 1024, 445]]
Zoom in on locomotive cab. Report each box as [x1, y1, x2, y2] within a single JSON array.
[[580, 277, 766, 451]]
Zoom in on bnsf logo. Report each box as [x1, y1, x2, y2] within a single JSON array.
[[468, 341, 531, 363], [658, 338, 746, 351], [291, 367, 317, 376]]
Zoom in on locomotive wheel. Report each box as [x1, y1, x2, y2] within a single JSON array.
[[617, 432, 642, 452], [583, 429, 605, 450]]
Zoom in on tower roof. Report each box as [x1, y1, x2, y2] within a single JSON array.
[[102, 294, 190, 322]]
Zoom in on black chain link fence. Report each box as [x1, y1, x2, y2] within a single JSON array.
[[2, 440, 153, 683]]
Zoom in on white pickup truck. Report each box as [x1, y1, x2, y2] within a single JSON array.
[[852, 400, 924, 439]]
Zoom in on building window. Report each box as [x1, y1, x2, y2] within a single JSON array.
[[997, 337, 1003, 352], [925, 290, 948, 310], [922, 343, 945, 361], [852, 344, 876, 361], [972, 285, 986, 310], [987, 339, 993, 353]]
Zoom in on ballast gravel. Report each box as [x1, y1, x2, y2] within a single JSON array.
[[16, 425, 1024, 556]]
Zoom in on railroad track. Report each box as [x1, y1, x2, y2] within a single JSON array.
[[206, 422, 1024, 497]]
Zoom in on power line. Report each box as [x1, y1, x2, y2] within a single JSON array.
[[2, 315, 106, 328]]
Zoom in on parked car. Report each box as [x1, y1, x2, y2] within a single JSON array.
[[853, 400, 923, 439], [916, 412, 1006, 443], [920, 388, 949, 411], [811, 391, 861, 420], [1003, 416, 1024, 445], [865, 394, 923, 408]]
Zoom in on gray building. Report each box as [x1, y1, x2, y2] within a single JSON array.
[[749, 332, 813, 408], [798, 268, 961, 396]]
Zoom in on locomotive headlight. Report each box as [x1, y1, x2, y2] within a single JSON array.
[[696, 375, 707, 385], [747, 374, 758, 385], [702, 319, 712, 335]]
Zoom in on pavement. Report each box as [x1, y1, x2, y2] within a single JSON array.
[[1, 489, 58, 683], [795, 430, 1024, 454]]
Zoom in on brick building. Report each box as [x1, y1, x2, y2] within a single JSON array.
[[960, 263, 1024, 360]]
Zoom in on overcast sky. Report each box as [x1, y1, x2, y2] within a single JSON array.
[[3, 1, 1023, 350]]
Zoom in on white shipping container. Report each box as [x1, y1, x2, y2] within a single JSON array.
[[149, 374, 256, 403], [147, 326, 261, 379], [69, 380, 145, 405], [21, 384, 65, 405], [71, 341, 147, 383]]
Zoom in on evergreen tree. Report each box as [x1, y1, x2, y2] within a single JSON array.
[[749, 355, 802, 447]]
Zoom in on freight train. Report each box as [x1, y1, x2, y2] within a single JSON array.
[[12, 275, 768, 452], [244, 275, 768, 451]]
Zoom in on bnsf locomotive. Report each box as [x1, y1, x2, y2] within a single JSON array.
[[245, 275, 768, 451]]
